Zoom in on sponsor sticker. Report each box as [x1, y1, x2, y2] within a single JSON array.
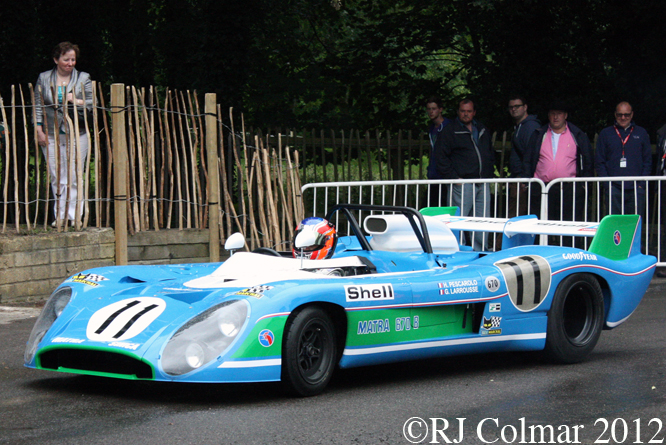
[[258, 329, 274, 347], [345, 284, 394, 302], [561, 252, 598, 261], [109, 341, 141, 351], [52, 337, 85, 344], [357, 318, 390, 335], [235, 285, 274, 298], [489, 303, 501, 312], [481, 316, 502, 335], [438, 279, 479, 295], [71, 273, 109, 287]]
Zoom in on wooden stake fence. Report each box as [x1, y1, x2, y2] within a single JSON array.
[[1, 81, 552, 258]]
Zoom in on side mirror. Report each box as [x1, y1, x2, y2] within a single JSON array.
[[294, 230, 317, 250], [224, 232, 245, 255], [294, 230, 318, 268]]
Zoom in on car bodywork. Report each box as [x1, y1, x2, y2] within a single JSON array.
[[24, 204, 656, 396]]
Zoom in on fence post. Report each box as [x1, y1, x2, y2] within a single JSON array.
[[112, 83, 128, 265], [205, 93, 220, 262]]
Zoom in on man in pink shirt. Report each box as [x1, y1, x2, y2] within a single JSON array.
[[523, 101, 593, 244]]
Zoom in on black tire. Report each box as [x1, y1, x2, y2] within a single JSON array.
[[544, 273, 604, 363], [281, 306, 337, 397], [252, 247, 282, 257]]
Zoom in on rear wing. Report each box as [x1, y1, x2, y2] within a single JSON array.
[[429, 212, 642, 259]]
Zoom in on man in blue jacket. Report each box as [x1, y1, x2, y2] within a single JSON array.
[[434, 98, 494, 250], [595, 101, 652, 218]]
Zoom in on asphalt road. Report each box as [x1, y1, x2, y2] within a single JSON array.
[[1, 280, 665, 445]]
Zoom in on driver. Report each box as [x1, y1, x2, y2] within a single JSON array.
[[292, 217, 337, 259]]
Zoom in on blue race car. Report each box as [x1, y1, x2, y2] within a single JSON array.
[[24, 204, 656, 396]]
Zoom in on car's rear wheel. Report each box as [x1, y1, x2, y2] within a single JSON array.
[[544, 273, 604, 363], [282, 306, 337, 396]]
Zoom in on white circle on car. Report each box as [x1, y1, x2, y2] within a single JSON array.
[[86, 297, 166, 342], [485, 276, 501, 292]]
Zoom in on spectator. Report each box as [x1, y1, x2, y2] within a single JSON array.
[[507, 95, 540, 216], [656, 124, 666, 277], [524, 101, 593, 244], [508, 96, 541, 178], [35, 41, 93, 227], [595, 101, 651, 218], [425, 96, 452, 206], [434, 98, 494, 250]]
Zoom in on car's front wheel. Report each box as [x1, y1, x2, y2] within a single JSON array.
[[281, 306, 337, 396], [544, 273, 604, 363]]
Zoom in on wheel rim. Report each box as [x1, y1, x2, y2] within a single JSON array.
[[562, 283, 597, 345], [297, 320, 332, 384]]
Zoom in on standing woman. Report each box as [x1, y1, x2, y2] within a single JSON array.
[[34, 41, 92, 226]]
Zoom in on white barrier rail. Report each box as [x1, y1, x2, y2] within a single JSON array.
[[301, 177, 665, 266]]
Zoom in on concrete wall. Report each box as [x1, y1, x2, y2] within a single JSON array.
[[0, 229, 210, 305], [128, 229, 210, 265]]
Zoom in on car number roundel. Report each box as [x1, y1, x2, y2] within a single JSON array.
[[86, 297, 166, 342], [494, 255, 551, 312]]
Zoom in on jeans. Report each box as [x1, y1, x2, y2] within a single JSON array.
[[451, 182, 491, 251]]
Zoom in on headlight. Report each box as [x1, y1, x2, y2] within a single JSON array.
[[24, 286, 72, 364], [185, 343, 206, 369], [161, 300, 248, 376], [217, 307, 243, 337]]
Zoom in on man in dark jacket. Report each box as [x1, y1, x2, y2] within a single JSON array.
[[507, 95, 540, 216], [425, 96, 452, 206], [433, 98, 494, 250], [523, 101, 593, 244], [595, 101, 651, 217], [508, 96, 541, 178]]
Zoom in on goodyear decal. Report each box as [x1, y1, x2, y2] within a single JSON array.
[[494, 255, 551, 312], [561, 252, 598, 261], [344, 284, 394, 302]]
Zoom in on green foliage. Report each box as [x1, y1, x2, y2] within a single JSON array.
[[3, 0, 666, 135]]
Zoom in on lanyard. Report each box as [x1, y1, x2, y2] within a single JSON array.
[[614, 125, 634, 157]]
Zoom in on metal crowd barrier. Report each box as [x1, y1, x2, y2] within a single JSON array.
[[301, 177, 665, 266]]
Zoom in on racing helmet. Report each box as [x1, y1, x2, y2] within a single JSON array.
[[292, 217, 337, 260]]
